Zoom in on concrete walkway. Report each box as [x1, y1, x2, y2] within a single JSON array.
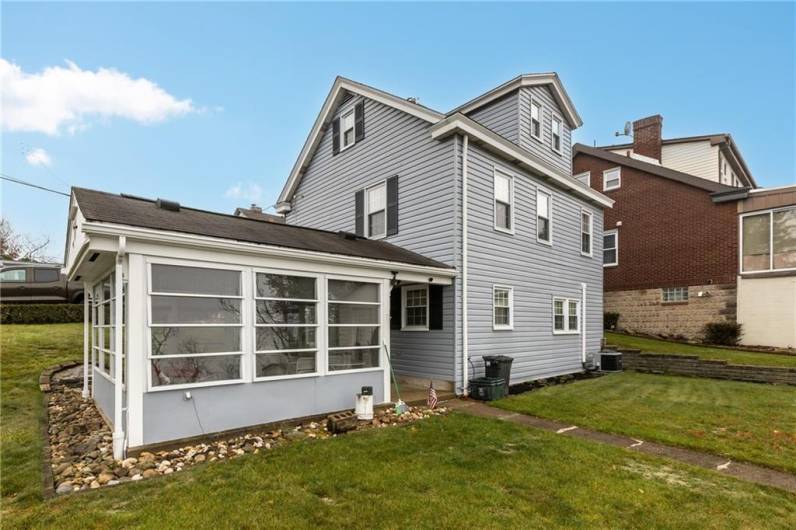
[[445, 398, 796, 494]]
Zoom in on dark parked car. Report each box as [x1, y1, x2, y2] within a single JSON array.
[[0, 261, 84, 304]]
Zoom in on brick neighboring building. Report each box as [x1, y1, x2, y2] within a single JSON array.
[[572, 115, 756, 340]]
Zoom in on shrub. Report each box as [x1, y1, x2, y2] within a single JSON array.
[[604, 312, 620, 331], [0, 304, 83, 325], [703, 322, 743, 346]]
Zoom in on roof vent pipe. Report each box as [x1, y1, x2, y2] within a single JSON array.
[[156, 198, 181, 212]]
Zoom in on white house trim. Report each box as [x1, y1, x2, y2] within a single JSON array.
[[276, 77, 444, 211], [430, 114, 614, 209]]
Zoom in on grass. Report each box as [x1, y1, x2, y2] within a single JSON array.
[[606, 332, 796, 368], [495, 371, 796, 473], [3, 324, 796, 528]]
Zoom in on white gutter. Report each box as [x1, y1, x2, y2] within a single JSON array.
[[581, 283, 587, 364], [112, 235, 126, 460], [461, 135, 470, 396], [82, 281, 90, 399]]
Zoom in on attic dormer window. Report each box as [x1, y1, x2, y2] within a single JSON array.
[[332, 101, 365, 155], [530, 100, 542, 141], [551, 115, 563, 154]]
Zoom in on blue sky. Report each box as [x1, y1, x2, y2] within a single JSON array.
[[2, 2, 794, 260]]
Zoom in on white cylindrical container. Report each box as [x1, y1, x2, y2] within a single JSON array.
[[355, 394, 374, 420]]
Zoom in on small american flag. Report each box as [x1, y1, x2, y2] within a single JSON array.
[[427, 381, 438, 409]]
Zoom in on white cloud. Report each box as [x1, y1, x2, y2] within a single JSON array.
[[224, 182, 263, 202], [25, 147, 52, 167], [0, 59, 196, 135]]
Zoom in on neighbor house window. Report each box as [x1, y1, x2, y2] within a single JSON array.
[[92, 271, 125, 381], [581, 210, 593, 256], [551, 116, 563, 153], [328, 279, 381, 371], [537, 189, 551, 243], [149, 264, 243, 388], [603, 229, 618, 266], [574, 171, 590, 186], [366, 182, 387, 238], [553, 297, 580, 334], [493, 286, 513, 330], [742, 207, 796, 272], [662, 287, 689, 303], [603, 167, 621, 191], [254, 272, 318, 379], [530, 100, 542, 141], [401, 284, 428, 330], [494, 170, 513, 233], [341, 109, 355, 151]]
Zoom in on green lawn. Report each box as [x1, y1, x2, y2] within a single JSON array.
[[495, 371, 796, 473], [3, 324, 796, 528], [606, 332, 796, 368]]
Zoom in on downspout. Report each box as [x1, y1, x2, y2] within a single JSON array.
[[462, 135, 470, 395], [112, 236, 126, 460], [581, 282, 587, 366], [82, 281, 90, 398]]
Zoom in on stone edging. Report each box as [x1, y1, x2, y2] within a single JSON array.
[[39, 360, 81, 499], [620, 350, 796, 385], [39, 361, 81, 392]]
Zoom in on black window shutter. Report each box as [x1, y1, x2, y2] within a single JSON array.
[[332, 118, 341, 155], [386, 175, 399, 236], [429, 285, 443, 330], [390, 287, 401, 330], [354, 189, 365, 236], [354, 101, 365, 142]]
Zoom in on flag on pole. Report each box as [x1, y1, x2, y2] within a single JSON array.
[[427, 381, 438, 409]]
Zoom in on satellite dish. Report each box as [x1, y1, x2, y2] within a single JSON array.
[[624, 121, 632, 136]]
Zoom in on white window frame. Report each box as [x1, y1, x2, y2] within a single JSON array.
[[552, 296, 581, 335], [740, 206, 796, 274], [581, 209, 593, 257], [603, 167, 621, 191], [493, 168, 515, 234], [603, 229, 618, 267], [536, 188, 553, 245], [365, 180, 387, 239], [326, 275, 384, 375], [574, 171, 591, 187], [530, 99, 543, 142], [550, 114, 563, 154], [340, 107, 356, 152], [146, 260, 246, 392], [492, 285, 514, 331], [661, 287, 689, 303], [91, 270, 124, 384], [253, 269, 322, 382], [401, 284, 429, 331]]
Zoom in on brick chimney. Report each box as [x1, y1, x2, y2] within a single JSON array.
[[632, 115, 663, 161]]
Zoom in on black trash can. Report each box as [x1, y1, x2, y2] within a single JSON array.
[[483, 355, 514, 392]]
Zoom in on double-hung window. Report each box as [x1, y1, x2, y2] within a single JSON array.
[[581, 210, 593, 256], [742, 207, 796, 273], [254, 272, 318, 378], [328, 279, 381, 371], [553, 297, 580, 334], [366, 182, 387, 238], [603, 229, 618, 266], [149, 264, 243, 388], [493, 286, 513, 330], [402, 285, 428, 330], [537, 189, 552, 244], [494, 170, 513, 233], [341, 109, 355, 151], [551, 116, 563, 154], [603, 167, 621, 191], [530, 100, 542, 141]]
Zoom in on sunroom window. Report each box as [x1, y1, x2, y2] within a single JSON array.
[[255, 272, 318, 378], [91, 271, 125, 381], [328, 279, 381, 371], [149, 264, 242, 388]]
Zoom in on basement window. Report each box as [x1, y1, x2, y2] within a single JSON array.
[[662, 287, 689, 303]]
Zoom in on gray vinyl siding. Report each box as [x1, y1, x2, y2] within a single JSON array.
[[518, 86, 572, 176], [468, 91, 520, 144], [286, 95, 458, 383], [458, 141, 603, 384]]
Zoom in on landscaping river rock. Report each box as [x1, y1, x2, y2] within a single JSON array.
[[48, 385, 447, 494]]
